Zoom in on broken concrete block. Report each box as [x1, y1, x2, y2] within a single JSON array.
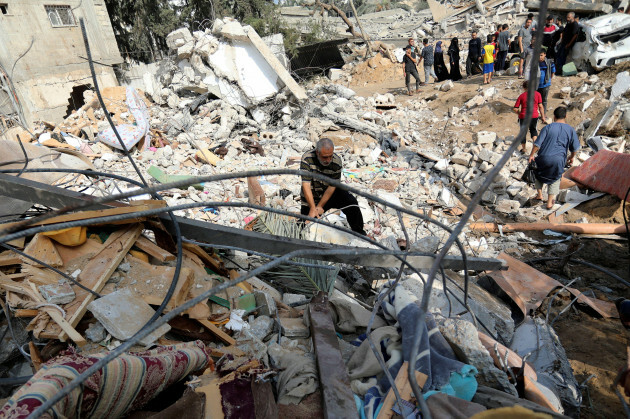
[[434, 158, 449, 171], [449, 106, 460, 117], [220, 20, 248, 41], [481, 190, 498, 205], [372, 179, 398, 192], [440, 80, 454, 92], [465, 95, 485, 108], [280, 317, 309, 338], [254, 291, 277, 317], [87, 289, 171, 346], [194, 36, 219, 59], [495, 199, 521, 216], [451, 152, 473, 166], [474, 131, 497, 146], [328, 68, 343, 81], [249, 315, 274, 341], [38, 281, 75, 305], [85, 321, 106, 342], [478, 148, 500, 164], [437, 317, 517, 396], [166, 28, 193, 50], [410, 236, 441, 253], [559, 86, 572, 99], [483, 87, 499, 99]]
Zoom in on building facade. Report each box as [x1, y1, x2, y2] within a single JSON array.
[[0, 0, 123, 126]]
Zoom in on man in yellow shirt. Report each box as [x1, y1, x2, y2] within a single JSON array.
[[482, 34, 496, 84]]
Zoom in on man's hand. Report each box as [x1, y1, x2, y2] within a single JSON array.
[[528, 154, 536, 163], [308, 206, 318, 219], [315, 206, 324, 216]]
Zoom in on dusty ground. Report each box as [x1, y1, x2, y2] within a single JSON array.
[[350, 57, 630, 417]]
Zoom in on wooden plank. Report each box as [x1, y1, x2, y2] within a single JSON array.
[[0, 250, 21, 266], [21, 234, 63, 267], [39, 224, 142, 341], [134, 235, 175, 262], [15, 309, 40, 317], [29, 342, 43, 372], [376, 361, 428, 419], [182, 242, 227, 276], [28, 282, 86, 347], [0, 202, 165, 230], [197, 318, 236, 346]]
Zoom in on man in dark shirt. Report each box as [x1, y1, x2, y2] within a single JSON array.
[[300, 138, 366, 235], [556, 12, 579, 75], [466, 31, 483, 76], [402, 38, 421, 95], [542, 15, 559, 59], [496, 24, 510, 72]]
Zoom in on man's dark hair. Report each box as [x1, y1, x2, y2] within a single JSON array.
[[472, 30, 477, 35], [546, 15, 554, 21], [527, 13, 534, 19], [522, 80, 529, 89], [487, 34, 494, 43], [423, 38, 429, 45], [502, 23, 508, 30], [316, 138, 334, 152], [408, 37, 414, 42], [554, 106, 567, 120]]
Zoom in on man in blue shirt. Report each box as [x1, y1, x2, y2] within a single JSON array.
[[418, 38, 437, 84], [528, 106, 579, 209], [537, 47, 555, 112]]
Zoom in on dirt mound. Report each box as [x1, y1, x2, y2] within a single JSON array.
[[598, 61, 630, 85], [350, 53, 400, 86]]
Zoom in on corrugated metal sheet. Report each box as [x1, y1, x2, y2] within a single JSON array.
[[569, 150, 630, 200]]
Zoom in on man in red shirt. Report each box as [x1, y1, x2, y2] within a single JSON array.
[[513, 80, 547, 153]]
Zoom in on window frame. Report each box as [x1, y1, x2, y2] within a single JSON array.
[[44, 5, 77, 28]]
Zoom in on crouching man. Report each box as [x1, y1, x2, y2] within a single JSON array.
[[300, 138, 366, 235]]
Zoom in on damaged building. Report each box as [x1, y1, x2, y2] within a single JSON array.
[[0, 0, 122, 126]]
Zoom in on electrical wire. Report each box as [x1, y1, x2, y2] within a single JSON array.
[[79, 18, 185, 332], [0, 297, 30, 363], [406, 2, 552, 413]]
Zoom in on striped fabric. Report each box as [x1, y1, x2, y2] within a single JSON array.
[[0, 341, 211, 419], [300, 149, 342, 205]]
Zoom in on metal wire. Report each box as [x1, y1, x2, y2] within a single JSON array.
[[407, 2, 552, 412]]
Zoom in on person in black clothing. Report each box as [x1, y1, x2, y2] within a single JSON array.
[[448, 37, 462, 81], [466, 31, 483, 76], [496, 24, 510, 72], [556, 12, 579, 75], [434, 41, 450, 81], [402, 38, 421, 95]]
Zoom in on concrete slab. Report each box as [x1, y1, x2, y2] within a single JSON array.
[[87, 288, 171, 346]]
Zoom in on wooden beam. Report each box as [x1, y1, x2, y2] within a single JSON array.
[[0, 250, 21, 266], [134, 235, 175, 262], [39, 224, 142, 341], [197, 319, 235, 346], [21, 234, 63, 268]]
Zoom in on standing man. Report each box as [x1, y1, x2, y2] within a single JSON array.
[[556, 12, 579, 76], [529, 107, 579, 209], [542, 15, 559, 59], [466, 31, 483, 77], [537, 47, 555, 113], [518, 17, 534, 78], [418, 38, 437, 85], [300, 138, 366, 235], [497, 24, 510, 73], [402, 38, 421, 95]]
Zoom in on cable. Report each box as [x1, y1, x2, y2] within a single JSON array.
[[0, 243, 101, 298], [407, 2, 552, 412], [15, 134, 29, 178], [80, 17, 185, 332], [0, 297, 30, 363], [623, 185, 630, 278], [27, 246, 435, 418], [527, 257, 630, 288]]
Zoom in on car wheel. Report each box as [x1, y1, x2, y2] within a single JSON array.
[[509, 57, 521, 68]]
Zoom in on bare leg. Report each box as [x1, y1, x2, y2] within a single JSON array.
[[547, 194, 555, 209], [536, 189, 544, 200]]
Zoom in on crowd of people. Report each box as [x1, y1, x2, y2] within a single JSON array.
[[401, 11, 590, 95]]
